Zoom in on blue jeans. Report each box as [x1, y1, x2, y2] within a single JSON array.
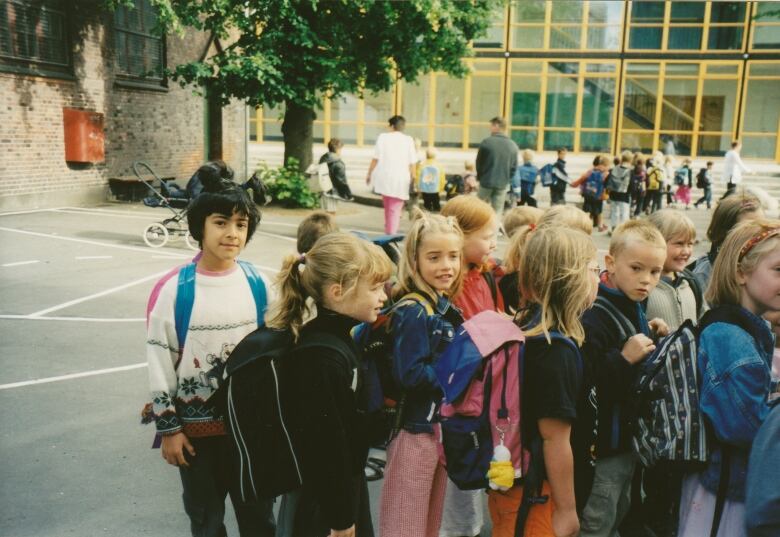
[[695, 187, 712, 208]]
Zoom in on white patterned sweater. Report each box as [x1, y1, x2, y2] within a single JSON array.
[[146, 264, 274, 437]]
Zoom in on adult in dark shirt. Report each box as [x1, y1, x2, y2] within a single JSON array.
[[476, 116, 519, 215]]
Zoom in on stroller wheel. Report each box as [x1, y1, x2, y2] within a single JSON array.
[[143, 223, 169, 248], [184, 231, 199, 252]]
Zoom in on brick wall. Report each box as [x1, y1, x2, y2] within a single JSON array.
[[0, 12, 246, 210]]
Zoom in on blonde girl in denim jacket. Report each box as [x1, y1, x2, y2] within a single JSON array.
[[678, 219, 780, 537]]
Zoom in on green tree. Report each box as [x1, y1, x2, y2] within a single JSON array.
[[148, 0, 501, 171]]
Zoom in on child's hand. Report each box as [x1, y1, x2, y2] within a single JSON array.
[[621, 334, 656, 364], [330, 525, 355, 537], [649, 318, 670, 338], [161, 432, 196, 467], [551, 508, 579, 537]]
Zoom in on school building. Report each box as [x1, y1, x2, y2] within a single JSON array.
[[251, 1, 780, 163]]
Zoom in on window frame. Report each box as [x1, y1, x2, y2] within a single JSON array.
[[112, 0, 166, 89]]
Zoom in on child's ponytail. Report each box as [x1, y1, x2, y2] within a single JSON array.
[[267, 253, 310, 338]]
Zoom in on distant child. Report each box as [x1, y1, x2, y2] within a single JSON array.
[[572, 155, 610, 232], [644, 158, 665, 214], [693, 161, 714, 209], [379, 212, 465, 537], [488, 226, 600, 537], [406, 137, 425, 218], [440, 195, 503, 537], [673, 158, 694, 209], [631, 157, 647, 218], [579, 220, 670, 537], [606, 152, 633, 233], [664, 154, 676, 206], [296, 210, 339, 254], [146, 185, 276, 537], [319, 138, 354, 201], [502, 206, 543, 239], [418, 147, 446, 212], [677, 219, 780, 537], [442, 195, 504, 317], [550, 148, 570, 206], [463, 161, 478, 195], [512, 149, 539, 208], [268, 233, 393, 537], [689, 192, 763, 290]]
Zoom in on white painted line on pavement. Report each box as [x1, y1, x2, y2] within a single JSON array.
[[75, 255, 113, 260], [0, 362, 147, 391], [28, 269, 172, 317], [0, 226, 188, 259], [2, 260, 40, 267], [0, 315, 144, 322], [54, 208, 157, 221], [0, 207, 63, 217]]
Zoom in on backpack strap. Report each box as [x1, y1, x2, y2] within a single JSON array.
[[237, 259, 268, 328], [592, 296, 636, 344], [394, 292, 436, 316], [175, 260, 268, 352], [711, 447, 731, 537], [680, 269, 704, 317], [482, 271, 499, 310]]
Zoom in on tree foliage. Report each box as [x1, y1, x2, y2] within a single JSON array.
[[142, 0, 501, 170]]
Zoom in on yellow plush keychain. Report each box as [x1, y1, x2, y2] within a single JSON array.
[[486, 441, 514, 491]]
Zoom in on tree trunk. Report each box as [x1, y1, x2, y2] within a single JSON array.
[[281, 101, 315, 172]]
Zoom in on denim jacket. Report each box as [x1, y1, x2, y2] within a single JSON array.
[[390, 292, 463, 433], [697, 305, 774, 501]]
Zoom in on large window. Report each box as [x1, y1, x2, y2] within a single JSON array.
[[508, 59, 618, 153], [619, 60, 742, 157], [510, 1, 623, 51], [0, 0, 69, 73], [473, 4, 507, 50], [628, 1, 748, 51], [740, 62, 780, 160], [751, 2, 780, 51], [114, 0, 164, 82]]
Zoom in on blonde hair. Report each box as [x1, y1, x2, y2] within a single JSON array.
[[503, 206, 543, 239], [426, 147, 437, 159], [522, 149, 534, 163], [296, 211, 339, 254], [610, 219, 666, 257], [267, 233, 393, 339], [441, 195, 495, 235], [395, 210, 464, 299], [706, 218, 780, 306], [540, 205, 592, 235], [517, 227, 596, 346], [707, 192, 762, 250], [464, 160, 475, 171], [647, 209, 696, 243]]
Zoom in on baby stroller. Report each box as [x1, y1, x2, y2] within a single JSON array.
[[134, 161, 199, 250]]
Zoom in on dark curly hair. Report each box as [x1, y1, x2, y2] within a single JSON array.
[[187, 183, 261, 247]]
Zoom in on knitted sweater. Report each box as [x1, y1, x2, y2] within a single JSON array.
[[146, 263, 273, 437], [646, 273, 704, 331]]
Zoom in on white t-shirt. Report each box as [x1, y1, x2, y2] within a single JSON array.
[[370, 131, 418, 200]]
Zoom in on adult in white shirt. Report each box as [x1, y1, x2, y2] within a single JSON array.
[[366, 115, 418, 234], [721, 140, 752, 199]]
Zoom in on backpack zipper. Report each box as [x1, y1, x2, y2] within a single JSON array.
[[227, 381, 257, 502], [271, 360, 303, 486]]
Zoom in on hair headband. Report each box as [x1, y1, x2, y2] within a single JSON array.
[[738, 227, 780, 262]]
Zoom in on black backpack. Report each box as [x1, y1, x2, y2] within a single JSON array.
[[696, 168, 708, 189], [209, 327, 353, 502]]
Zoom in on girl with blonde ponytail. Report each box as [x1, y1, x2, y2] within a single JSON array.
[[267, 232, 392, 537]]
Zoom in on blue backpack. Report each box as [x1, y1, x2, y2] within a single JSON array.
[[583, 169, 605, 200], [174, 260, 268, 351], [539, 163, 555, 187]]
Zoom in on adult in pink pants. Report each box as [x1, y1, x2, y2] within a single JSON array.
[[366, 115, 418, 234]]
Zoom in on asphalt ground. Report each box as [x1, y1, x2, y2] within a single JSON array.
[[0, 200, 714, 537]]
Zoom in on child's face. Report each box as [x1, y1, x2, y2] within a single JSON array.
[[605, 240, 666, 302], [417, 232, 462, 293], [200, 211, 249, 265], [738, 246, 780, 316], [463, 220, 498, 265], [340, 278, 388, 324], [664, 233, 694, 275]]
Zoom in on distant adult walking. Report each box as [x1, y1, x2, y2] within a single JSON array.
[[721, 140, 752, 199], [366, 115, 418, 234], [475, 117, 518, 215]]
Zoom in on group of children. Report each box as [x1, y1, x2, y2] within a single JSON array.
[[147, 179, 780, 537]]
